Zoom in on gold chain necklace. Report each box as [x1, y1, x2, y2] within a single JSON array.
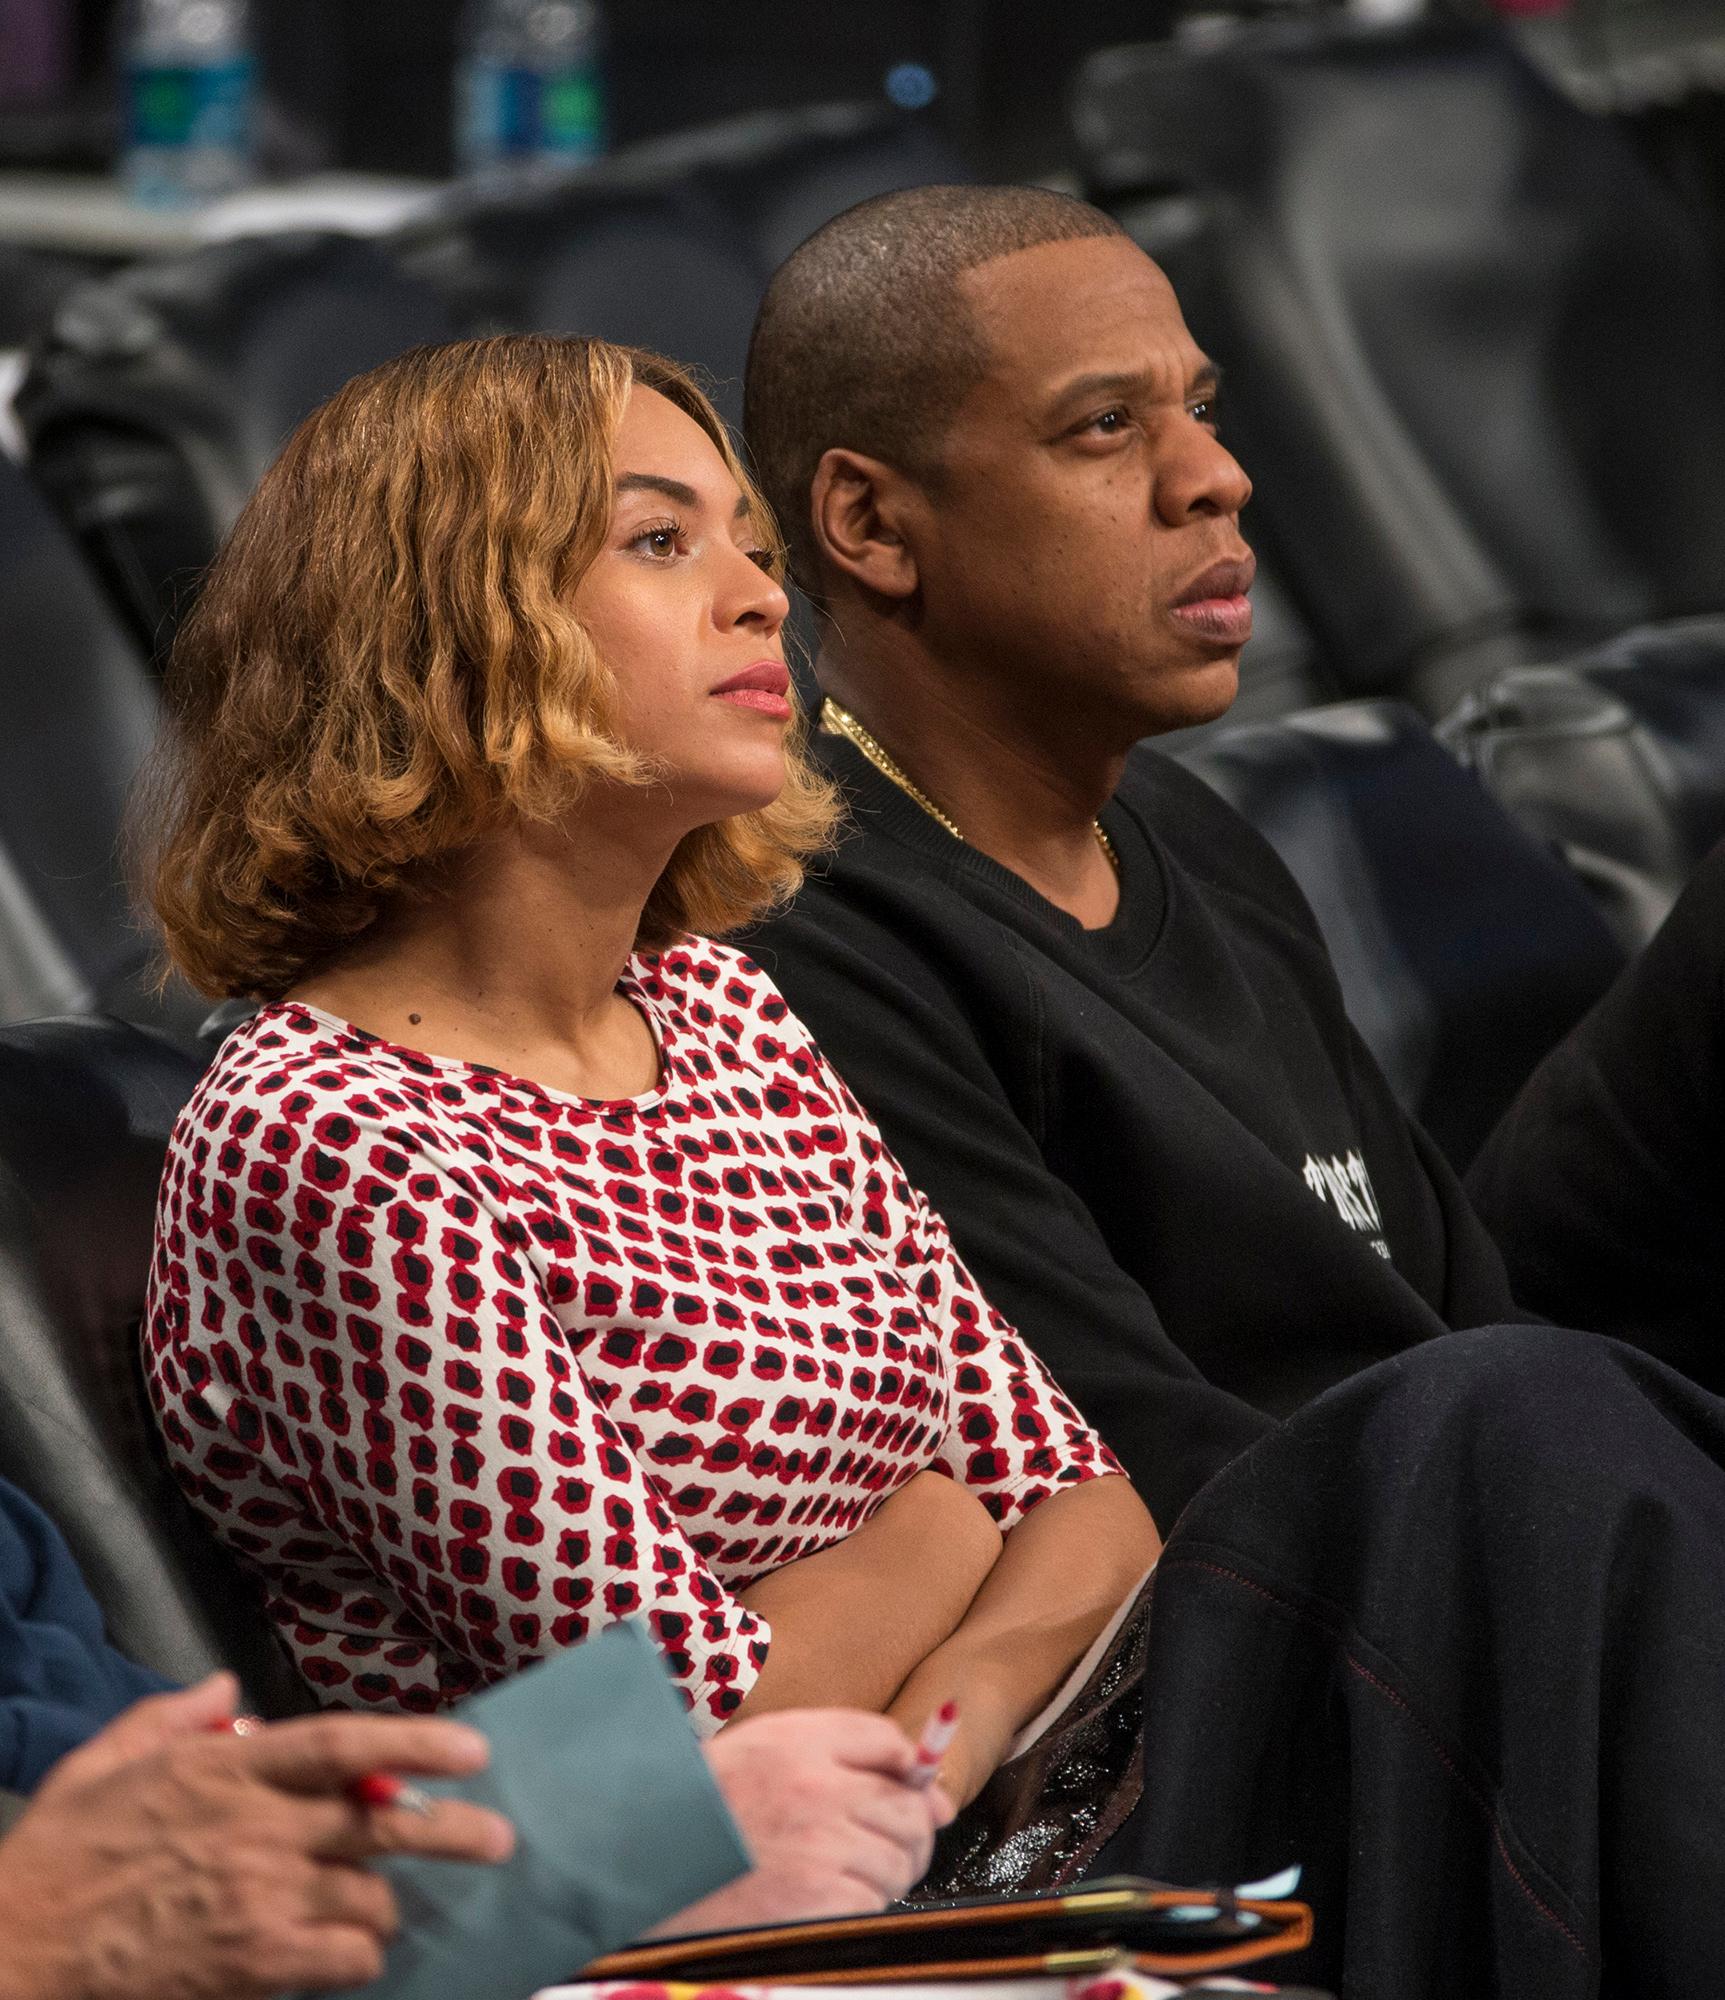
[[819, 697, 1120, 873]]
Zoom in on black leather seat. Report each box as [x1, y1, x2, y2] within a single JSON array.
[[0, 452, 183, 1030], [1167, 700, 1627, 1167], [1075, 20, 1725, 715], [0, 242, 93, 350], [18, 231, 467, 661], [0, 1016, 308, 1711], [1440, 618, 1725, 952]]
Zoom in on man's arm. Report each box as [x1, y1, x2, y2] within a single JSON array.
[[0, 1675, 513, 2000], [1468, 841, 1725, 1374], [752, 905, 1272, 1530]]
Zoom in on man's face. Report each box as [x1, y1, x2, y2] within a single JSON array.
[[911, 235, 1254, 738]]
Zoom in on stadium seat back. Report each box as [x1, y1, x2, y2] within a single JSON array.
[[1167, 700, 1627, 1166], [19, 233, 466, 660], [0, 1017, 308, 1710], [1442, 618, 1725, 950], [697, 105, 971, 270], [424, 180, 764, 427], [1075, 20, 1725, 709], [0, 455, 159, 1023], [415, 103, 973, 434]]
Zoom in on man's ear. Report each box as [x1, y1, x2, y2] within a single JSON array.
[[808, 448, 920, 602]]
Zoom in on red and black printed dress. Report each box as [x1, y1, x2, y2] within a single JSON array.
[[143, 938, 1122, 1727]]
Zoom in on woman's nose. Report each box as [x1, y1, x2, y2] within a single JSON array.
[[724, 546, 791, 630]]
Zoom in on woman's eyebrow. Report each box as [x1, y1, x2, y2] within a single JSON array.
[[615, 472, 700, 507], [615, 473, 753, 522]]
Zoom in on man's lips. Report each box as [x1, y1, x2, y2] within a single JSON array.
[[711, 660, 793, 719], [1169, 554, 1256, 646]]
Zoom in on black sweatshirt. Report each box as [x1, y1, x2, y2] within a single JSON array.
[[1469, 839, 1725, 1390], [747, 736, 1519, 1530]]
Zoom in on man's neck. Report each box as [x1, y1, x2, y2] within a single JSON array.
[[819, 636, 1130, 930]]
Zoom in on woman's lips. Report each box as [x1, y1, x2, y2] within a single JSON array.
[[711, 661, 793, 720], [713, 686, 794, 719], [1169, 594, 1254, 645]]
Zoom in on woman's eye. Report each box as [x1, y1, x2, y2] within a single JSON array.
[[745, 547, 775, 573], [628, 519, 683, 560]]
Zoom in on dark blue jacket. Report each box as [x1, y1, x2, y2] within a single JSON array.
[[0, 1478, 170, 1793]]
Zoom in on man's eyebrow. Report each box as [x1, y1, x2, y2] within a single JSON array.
[[1047, 361, 1224, 411]]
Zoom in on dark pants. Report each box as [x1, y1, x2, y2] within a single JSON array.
[[1094, 1325, 1725, 1999]]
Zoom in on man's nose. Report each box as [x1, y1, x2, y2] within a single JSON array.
[[1157, 425, 1252, 525]]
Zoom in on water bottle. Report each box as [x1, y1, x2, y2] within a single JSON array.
[[121, 0, 255, 208], [457, 0, 606, 176]]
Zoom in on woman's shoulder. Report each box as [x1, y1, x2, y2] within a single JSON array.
[[639, 934, 856, 1108], [175, 1000, 448, 1154], [635, 933, 808, 1039]]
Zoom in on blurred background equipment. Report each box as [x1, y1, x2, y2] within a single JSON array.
[[119, 0, 255, 207], [456, 0, 606, 176]]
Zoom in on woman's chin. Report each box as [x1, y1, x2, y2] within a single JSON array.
[[682, 757, 789, 825]]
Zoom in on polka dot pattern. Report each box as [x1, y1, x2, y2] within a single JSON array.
[[143, 940, 1119, 1726]]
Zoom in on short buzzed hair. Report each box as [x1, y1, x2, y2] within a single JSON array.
[[744, 183, 1127, 592]]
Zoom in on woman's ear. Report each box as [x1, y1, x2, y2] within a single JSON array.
[[809, 448, 920, 602]]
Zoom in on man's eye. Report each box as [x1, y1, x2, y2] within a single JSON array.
[[1189, 398, 1220, 433], [1089, 408, 1127, 434]]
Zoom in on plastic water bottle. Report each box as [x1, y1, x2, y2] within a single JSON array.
[[120, 0, 255, 208], [457, 0, 606, 176]]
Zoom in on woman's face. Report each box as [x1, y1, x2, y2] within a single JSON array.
[[575, 384, 794, 828]]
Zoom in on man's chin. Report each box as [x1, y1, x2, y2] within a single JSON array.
[[1135, 653, 1242, 739]]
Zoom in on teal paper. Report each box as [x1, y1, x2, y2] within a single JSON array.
[[351, 1623, 751, 2000]]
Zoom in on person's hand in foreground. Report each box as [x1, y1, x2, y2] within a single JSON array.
[[651, 1709, 954, 1935], [0, 1671, 515, 2000]]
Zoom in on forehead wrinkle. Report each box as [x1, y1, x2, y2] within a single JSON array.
[[1040, 350, 1219, 422], [970, 299, 1205, 423]]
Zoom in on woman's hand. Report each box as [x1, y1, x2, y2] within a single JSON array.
[[649, 1710, 954, 1935], [0, 1674, 514, 2000], [734, 1469, 1003, 1716]]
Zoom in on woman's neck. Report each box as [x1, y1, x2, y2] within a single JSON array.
[[288, 807, 678, 1100]]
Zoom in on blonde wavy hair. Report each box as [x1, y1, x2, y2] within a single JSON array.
[[142, 333, 838, 999]]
